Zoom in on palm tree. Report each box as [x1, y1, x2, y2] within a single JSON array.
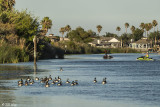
[[116, 26, 122, 48], [145, 23, 152, 37], [125, 23, 129, 33], [152, 20, 158, 32], [96, 25, 102, 36], [152, 20, 158, 47], [139, 22, 145, 36], [130, 25, 135, 34], [116, 26, 121, 36], [59, 27, 65, 40], [0, 0, 15, 11], [65, 25, 71, 33], [41, 17, 52, 35], [130, 25, 135, 42]]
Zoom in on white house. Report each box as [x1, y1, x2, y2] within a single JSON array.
[[129, 37, 151, 51], [88, 37, 120, 48]]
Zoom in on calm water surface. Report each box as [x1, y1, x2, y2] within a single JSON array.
[[0, 53, 160, 107]]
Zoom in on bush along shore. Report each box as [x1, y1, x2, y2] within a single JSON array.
[[54, 41, 139, 55]]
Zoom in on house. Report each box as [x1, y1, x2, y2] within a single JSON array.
[[60, 37, 70, 41], [88, 37, 120, 48], [47, 34, 60, 42], [129, 37, 152, 51]]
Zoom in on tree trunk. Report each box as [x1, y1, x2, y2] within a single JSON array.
[[155, 37, 157, 48], [34, 36, 37, 65], [121, 39, 123, 48]]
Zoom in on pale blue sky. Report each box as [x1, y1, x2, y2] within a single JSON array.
[[15, 0, 160, 36]]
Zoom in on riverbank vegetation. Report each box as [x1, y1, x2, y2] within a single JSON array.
[[0, 0, 64, 63]]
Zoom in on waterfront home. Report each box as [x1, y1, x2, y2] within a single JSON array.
[[60, 37, 70, 41], [129, 37, 152, 51], [88, 37, 120, 48], [47, 34, 60, 42]]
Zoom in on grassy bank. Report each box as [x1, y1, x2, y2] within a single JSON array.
[[106, 48, 139, 54], [53, 41, 139, 55], [0, 42, 29, 63]]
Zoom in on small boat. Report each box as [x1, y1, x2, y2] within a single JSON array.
[[136, 56, 154, 61], [103, 55, 113, 59]]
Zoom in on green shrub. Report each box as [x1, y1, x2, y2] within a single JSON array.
[[0, 42, 30, 63]]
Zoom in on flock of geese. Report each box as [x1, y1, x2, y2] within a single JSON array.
[[18, 68, 107, 87]]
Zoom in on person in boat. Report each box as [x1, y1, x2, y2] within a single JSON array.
[[104, 49, 107, 55], [104, 49, 109, 56], [145, 52, 149, 58]]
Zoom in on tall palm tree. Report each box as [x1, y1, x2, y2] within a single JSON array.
[[59, 27, 65, 40], [116, 26, 121, 36], [152, 20, 158, 32], [145, 23, 152, 37], [125, 23, 129, 33], [41, 17, 52, 35], [152, 20, 158, 47], [116, 26, 122, 48], [96, 25, 102, 36], [139, 22, 145, 36], [130, 25, 135, 34], [130, 25, 135, 41]]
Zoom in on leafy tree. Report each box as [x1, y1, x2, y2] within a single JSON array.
[[41, 17, 52, 35], [119, 33, 131, 47], [125, 23, 129, 33], [96, 25, 102, 36], [67, 27, 92, 43], [87, 30, 96, 37], [104, 32, 118, 38], [0, 0, 15, 11], [0, 10, 39, 41], [133, 28, 143, 41], [148, 31, 160, 47]]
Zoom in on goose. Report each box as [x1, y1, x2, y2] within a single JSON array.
[[57, 76, 61, 81], [49, 75, 52, 81], [93, 77, 97, 83], [57, 81, 62, 86], [18, 79, 23, 84], [66, 78, 70, 84], [71, 81, 74, 86], [74, 80, 78, 85], [102, 78, 107, 84], [27, 76, 31, 81], [25, 80, 28, 86], [45, 82, 50, 87], [35, 77, 39, 81], [60, 67, 63, 71]]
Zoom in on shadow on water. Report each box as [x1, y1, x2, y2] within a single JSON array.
[[0, 65, 47, 80], [0, 64, 48, 106]]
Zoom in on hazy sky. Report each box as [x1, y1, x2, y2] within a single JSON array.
[[15, 0, 160, 36]]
